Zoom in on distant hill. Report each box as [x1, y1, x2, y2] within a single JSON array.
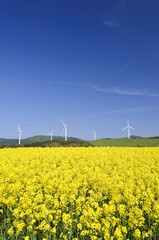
[[23, 135, 82, 143], [0, 135, 82, 145]]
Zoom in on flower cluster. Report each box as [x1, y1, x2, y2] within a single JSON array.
[[0, 147, 159, 239]]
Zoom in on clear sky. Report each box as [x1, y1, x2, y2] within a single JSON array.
[[0, 0, 159, 140]]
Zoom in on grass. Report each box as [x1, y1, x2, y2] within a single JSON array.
[[90, 138, 159, 147]]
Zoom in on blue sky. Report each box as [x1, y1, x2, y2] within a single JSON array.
[[0, 0, 159, 140]]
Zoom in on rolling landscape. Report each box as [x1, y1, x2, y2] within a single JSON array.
[[0, 135, 159, 148]]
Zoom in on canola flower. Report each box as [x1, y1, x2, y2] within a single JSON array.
[[0, 147, 159, 239]]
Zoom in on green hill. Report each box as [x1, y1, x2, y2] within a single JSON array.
[[0, 138, 18, 145], [0, 135, 82, 145], [90, 138, 159, 147], [23, 135, 82, 143]]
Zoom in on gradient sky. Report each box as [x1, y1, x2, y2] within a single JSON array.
[[0, 0, 159, 140]]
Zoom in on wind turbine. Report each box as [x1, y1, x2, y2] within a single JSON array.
[[122, 120, 134, 139], [18, 125, 22, 145], [61, 120, 69, 141], [50, 130, 53, 141], [93, 130, 96, 140]]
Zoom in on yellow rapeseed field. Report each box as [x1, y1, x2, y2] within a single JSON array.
[[0, 147, 159, 240]]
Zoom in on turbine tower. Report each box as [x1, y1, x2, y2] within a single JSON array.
[[93, 130, 96, 140], [18, 125, 22, 145], [122, 120, 134, 139], [61, 120, 69, 141]]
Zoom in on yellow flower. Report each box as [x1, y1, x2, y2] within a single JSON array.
[[24, 237, 29, 240], [122, 226, 127, 234], [77, 223, 82, 230], [8, 227, 14, 235], [114, 227, 123, 240], [134, 229, 141, 238], [51, 227, 56, 234]]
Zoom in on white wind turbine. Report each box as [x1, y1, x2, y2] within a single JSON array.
[[93, 130, 96, 140], [50, 130, 53, 141], [18, 125, 22, 145], [61, 120, 69, 141], [122, 120, 134, 139]]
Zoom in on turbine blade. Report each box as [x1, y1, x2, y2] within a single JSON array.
[[122, 126, 127, 131], [61, 119, 64, 125], [61, 119, 67, 127]]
